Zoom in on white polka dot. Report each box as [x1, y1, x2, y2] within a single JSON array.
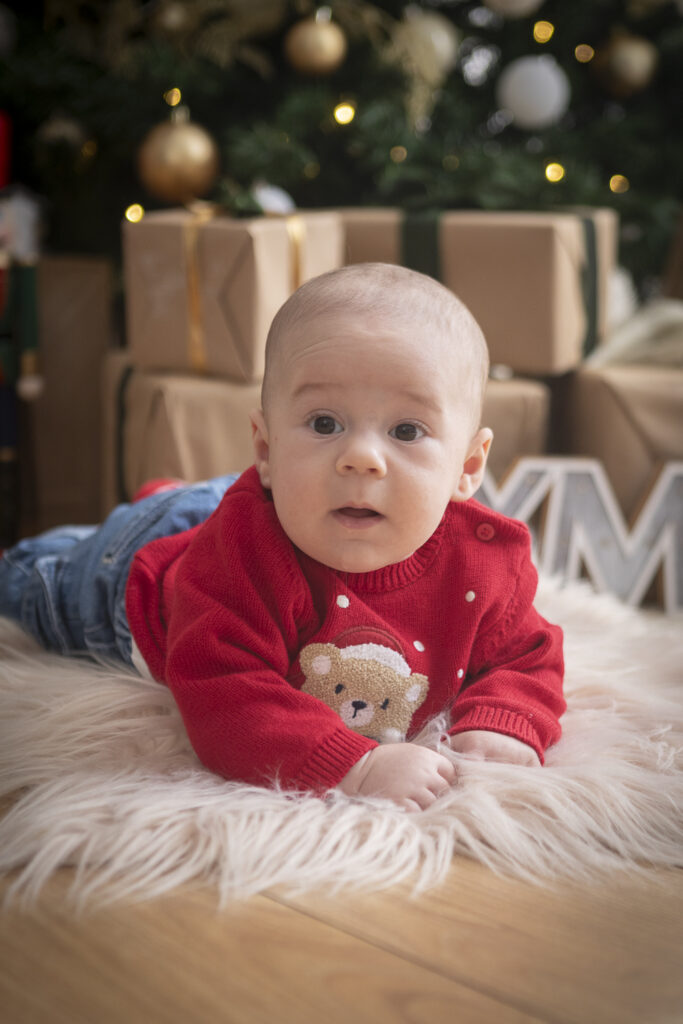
[[457, 668, 464, 679], [465, 590, 476, 602], [413, 640, 425, 652], [336, 595, 350, 608]]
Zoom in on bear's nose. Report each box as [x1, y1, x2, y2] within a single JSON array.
[[351, 700, 367, 717]]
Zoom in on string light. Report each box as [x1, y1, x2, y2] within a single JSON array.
[[545, 162, 565, 183], [533, 21, 554, 44], [574, 44, 595, 63], [164, 87, 182, 107], [333, 102, 356, 125], [609, 174, 630, 193], [390, 146, 407, 163], [125, 203, 145, 223]]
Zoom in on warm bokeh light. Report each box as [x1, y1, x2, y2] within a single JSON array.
[[609, 174, 630, 193], [333, 102, 356, 124], [303, 161, 320, 179], [390, 145, 407, 163], [442, 153, 460, 171], [574, 44, 595, 63], [545, 161, 566, 182], [125, 203, 145, 223], [533, 21, 554, 44], [81, 139, 97, 159], [164, 87, 182, 107]]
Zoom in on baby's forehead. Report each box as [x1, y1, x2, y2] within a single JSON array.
[[278, 306, 466, 362]]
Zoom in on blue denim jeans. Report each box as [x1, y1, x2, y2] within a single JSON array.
[[0, 475, 238, 667]]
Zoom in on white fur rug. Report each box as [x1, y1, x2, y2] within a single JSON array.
[[1, 577, 682, 908]]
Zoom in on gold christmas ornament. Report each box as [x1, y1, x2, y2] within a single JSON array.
[[384, 8, 460, 128], [284, 8, 347, 76], [596, 31, 659, 97], [137, 107, 219, 204]]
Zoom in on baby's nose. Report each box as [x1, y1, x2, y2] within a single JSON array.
[[336, 434, 387, 476]]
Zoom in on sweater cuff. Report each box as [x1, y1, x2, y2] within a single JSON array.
[[298, 729, 378, 792], [448, 707, 544, 764]]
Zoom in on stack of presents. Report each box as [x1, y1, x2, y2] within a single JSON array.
[[12, 204, 683, 545]]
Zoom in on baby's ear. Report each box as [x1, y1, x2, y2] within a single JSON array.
[[452, 428, 493, 502], [250, 409, 271, 488]]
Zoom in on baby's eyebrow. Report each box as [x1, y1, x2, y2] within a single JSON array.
[[290, 381, 444, 418], [291, 381, 337, 400], [397, 389, 443, 415]]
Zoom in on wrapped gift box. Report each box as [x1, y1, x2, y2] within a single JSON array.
[[31, 256, 113, 528], [482, 377, 550, 482], [341, 207, 618, 376], [567, 364, 683, 516], [102, 353, 550, 514], [101, 352, 261, 513], [123, 208, 343, 382]]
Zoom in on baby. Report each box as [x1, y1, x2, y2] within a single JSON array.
[[0, 263, 565, 812]]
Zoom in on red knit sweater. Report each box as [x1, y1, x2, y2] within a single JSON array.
[[126, 467, 565, 792]]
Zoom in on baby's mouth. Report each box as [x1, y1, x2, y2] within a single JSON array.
[[333, 506, 384, 528], [337, 507, 380, 519]]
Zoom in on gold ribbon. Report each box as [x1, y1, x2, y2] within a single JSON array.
[[181, 204, 308, 374], [283, 213, 307, 293], [182, 202, 216, 373]]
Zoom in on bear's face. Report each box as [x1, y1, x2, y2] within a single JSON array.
[[299, 642, 428, 743]]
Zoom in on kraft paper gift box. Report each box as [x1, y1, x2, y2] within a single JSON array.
[[123, 208, 343, 382], [567, 364, 683, 516], [101, 352, 261, 514], [482, 377, 550, 482], [31, 256, 113, 529], [102, 352, 550, 515], [341, 207, 618, 376]]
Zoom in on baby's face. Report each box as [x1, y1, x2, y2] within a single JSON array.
[[253, 312, 489, 573]]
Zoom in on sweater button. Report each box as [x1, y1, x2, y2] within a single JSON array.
[[476, 523, 495, 541]]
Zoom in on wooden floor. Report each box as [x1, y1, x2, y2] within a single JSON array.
[[1, 859, 682, 1024]]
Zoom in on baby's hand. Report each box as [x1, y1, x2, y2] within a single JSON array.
[[449, 730, 540, 766], [338, 744, 456, 812]]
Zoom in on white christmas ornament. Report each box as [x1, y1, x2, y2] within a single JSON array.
[[496, 55, 570, 130], [250, 180, 296, 214], [483, 0, 546, 17]]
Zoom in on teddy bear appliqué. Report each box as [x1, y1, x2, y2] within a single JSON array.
[[299, 641, 429, 743]]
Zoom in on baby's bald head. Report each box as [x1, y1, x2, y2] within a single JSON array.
[[261, 263, 489, 431]]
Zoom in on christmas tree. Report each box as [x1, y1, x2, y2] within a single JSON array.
[[0, 0, 681, 293]]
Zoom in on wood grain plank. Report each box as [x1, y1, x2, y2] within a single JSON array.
[[268, 858, 683, 1024], [0, 870, 542, 1024]]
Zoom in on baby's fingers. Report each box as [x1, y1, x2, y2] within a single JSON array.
[[436, 755, 457, 784], [401, 798, 424, 813]]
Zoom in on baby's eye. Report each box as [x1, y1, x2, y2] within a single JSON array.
[[335, 683, 345, 694], [310, 415, 342, 435], [390, 422, 424, 442]]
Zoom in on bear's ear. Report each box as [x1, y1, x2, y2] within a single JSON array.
[[300, 643, 341, 678], [405, 674, 429, 704]]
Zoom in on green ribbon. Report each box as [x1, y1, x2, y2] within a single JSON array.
[[579, 215, 599, 356], [401, 211, 442, 281], [115, 364, 135, 503]]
